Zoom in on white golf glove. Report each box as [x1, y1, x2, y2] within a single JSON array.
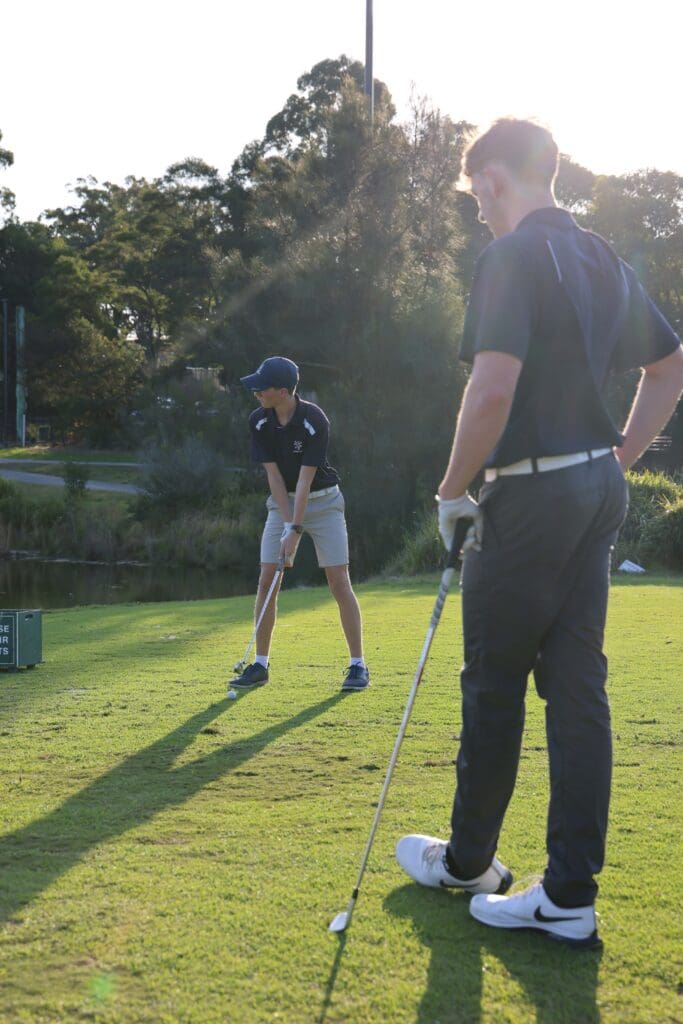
[[436, 493, 483, 555], [280, 523, 301, 568]]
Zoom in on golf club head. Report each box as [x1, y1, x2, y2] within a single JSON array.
[[328, 911, 349, 933], [233, 660, 245, 674]]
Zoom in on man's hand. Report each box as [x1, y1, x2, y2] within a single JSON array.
[[436, 493, 483, 554], [280, 524, 302, 567]]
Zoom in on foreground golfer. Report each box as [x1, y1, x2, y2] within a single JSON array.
[[396, 119, 683, 947], [233, 356, 370, 692]]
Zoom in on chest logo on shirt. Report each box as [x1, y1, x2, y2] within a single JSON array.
[[293, 440, 303, 453]]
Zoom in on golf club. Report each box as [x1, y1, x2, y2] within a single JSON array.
[[233, 555, 285, 675], [328, 516, 471, 933]]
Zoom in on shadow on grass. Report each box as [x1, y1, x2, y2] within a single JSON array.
[[318, 932, 347, 1024], [0, 694, 342, 925], [385, 885, 601, 1024]]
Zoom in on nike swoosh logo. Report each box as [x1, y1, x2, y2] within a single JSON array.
[[534, 907, 583, 923]]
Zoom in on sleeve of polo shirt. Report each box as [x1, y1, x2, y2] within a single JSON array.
[[248, 411, 274, 464], [300, 408, 330, 467], [611, 264, 681, 372], [460, 238, 534, 365]]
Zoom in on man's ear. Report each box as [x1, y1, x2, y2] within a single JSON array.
[[484, 162, 507, 199]]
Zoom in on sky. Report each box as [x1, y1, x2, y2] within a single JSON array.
[[2, 0, 681, 222]]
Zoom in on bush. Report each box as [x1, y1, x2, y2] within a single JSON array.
[[614, 470, 683, 568], [386, 470, 683, 577], [136, 437, 230, 514], [383, 505, 443, 576], [62, 461, 90, 501], [640, 498, 683, 571], [144, 503, 262, 570]]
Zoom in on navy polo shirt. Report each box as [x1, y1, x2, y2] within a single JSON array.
[[461, 208, 681, 467], [248, 396, 341, 492]]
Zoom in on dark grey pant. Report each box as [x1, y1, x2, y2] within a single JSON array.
[[448, 453, 628, 907]]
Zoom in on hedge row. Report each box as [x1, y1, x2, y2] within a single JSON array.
[[386, 470, 683, 576]]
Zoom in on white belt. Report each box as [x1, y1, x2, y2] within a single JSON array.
[[287, 484, 339, 499], [484, 448, 612, 482]]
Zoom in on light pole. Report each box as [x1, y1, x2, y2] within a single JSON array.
[[1, 298, 7, 444], [365, 0, 374, 126]]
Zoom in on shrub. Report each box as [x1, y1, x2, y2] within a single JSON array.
[[144, 505, 262, 570], [136, 437, 230, 514], [640, 498, 683, 571], [62, 461, 90, 501], [383, 506, 443, 576], [386, 470, 683, 577], [614, 470, 683, 568]]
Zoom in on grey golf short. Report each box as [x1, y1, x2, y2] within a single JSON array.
[[260, 486, 349, 567]]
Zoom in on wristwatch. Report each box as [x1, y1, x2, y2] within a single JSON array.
[[291, 524, 304, 534]]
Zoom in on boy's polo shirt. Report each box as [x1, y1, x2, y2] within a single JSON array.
[[249, 396, 340, 492]]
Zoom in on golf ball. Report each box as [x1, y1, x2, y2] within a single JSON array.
[[227, 689, 238, 699]]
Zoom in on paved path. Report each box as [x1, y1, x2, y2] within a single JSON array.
[[0, 467, 139, 494]]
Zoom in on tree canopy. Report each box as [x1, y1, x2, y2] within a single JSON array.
[[0, 69, 680, 569]]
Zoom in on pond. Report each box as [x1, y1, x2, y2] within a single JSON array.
[[0, 557, 258, 610]]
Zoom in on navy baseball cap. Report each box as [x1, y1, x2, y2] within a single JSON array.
[[240, 356, 299, 391]]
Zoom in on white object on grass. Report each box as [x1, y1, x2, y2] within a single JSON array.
[[617, 559, 645, 573], [227, 690, 238, 699]]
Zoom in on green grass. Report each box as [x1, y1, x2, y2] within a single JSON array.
[[0, 577, 680, 1023], [0, 448, 140, 486], [4, 463, 141, 485], [0, 447, 138, 463], [7, 483, 132, 510]]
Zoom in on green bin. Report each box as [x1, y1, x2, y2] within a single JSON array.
[[0, 610, 43, 670]]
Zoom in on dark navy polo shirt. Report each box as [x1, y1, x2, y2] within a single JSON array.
[[248, 396, 341, 492], [460, 207, 681, 467]]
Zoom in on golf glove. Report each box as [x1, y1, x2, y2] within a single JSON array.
[[436, 493, 483, 555], [280, 523, 301, 567]]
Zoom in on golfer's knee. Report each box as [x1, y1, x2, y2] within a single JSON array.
[[326, 569, 353, 601], [258, 563, 278, 592]]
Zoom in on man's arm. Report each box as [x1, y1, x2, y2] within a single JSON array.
[[616, 346, 683, 471], [281, 465, 317, 564], [438, 351, 522, 499], [291, 465, 317, 524], [263, 463, 291, 522]]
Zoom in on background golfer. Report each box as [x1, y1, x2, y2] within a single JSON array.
[[395, 119, 683, 947], [233, 356, 370, 692]]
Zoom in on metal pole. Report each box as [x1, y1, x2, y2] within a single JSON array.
[[15, 305, 26, 446], [2, 299, 7, 445], [365, 0, 374, 126]]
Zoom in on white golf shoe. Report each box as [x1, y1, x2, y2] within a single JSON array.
[[395, 834, 512, 894], [469, 882, 601, 949]]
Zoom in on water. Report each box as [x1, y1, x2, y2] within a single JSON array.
[[0, 557, 257, 609]]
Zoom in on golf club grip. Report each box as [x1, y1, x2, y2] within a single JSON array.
[[447, 516, 472, 569]]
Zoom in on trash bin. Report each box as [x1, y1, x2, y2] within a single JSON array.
[[0, 610, 43, 670]]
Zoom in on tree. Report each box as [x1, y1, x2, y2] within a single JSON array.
[[588, 171, 682, 332], [0, 218, 143, 443], [187, 59, 469, 571], [26, 318, 144, 443], [44, 164, 234, 362], [0, 128, 15, 220], [554, 156, 596, 217]]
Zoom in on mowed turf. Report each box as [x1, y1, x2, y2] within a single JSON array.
[[0, 576, 680, 1024]]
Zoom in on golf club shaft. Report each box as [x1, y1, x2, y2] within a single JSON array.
[[339, 518, 469, 927], [241, 557, 284, 667]]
